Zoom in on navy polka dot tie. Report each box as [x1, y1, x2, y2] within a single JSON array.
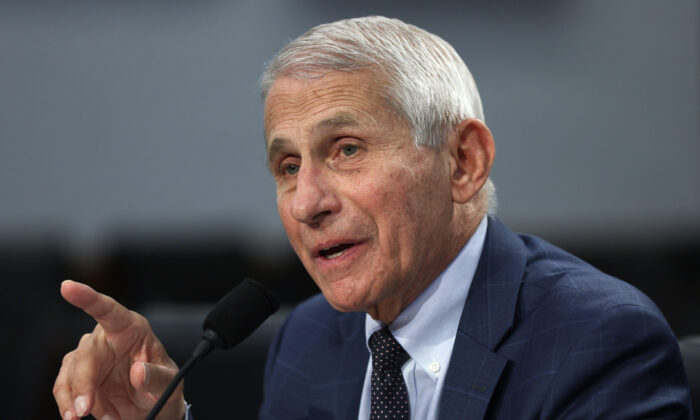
[[368, 327, 410, 420]]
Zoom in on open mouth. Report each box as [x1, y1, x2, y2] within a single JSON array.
[[319, 243, 354, 259]]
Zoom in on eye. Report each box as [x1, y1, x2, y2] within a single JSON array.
[[341, 144, 358, 156], [283, 163, 300, 175]]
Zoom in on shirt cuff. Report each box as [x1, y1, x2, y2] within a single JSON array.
[[184, 400, 193, 420]]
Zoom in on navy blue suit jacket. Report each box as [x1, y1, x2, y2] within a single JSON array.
[[260, 217, 692, 419]]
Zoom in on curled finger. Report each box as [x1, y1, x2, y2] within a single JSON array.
[[65, 332, 107, 417], [54, 351, 77, 420]]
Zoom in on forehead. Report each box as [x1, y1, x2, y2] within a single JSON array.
[[263, 71, 397, 143]]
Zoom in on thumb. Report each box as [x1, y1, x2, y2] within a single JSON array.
[[130, 361, 179, 396]]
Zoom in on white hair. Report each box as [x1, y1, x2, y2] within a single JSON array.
[[260, 16, 496, 214]]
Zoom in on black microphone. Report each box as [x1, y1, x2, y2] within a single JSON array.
[[145, 279, 279, 420]]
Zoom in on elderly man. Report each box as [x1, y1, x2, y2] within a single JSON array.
[[54, 16, 691, 420]]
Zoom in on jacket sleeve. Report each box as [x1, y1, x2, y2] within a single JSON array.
[[258, 309, 312, 420], [259, 311, 290, 418], [541, 302, 693, 419]]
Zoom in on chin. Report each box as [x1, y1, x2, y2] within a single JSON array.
[[319, 283, 375, 314], [322, 293, 366, 313]]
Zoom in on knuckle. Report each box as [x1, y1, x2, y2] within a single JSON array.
[[72, 342, 99, 364], [71, 375, 91, 391], [72, 343, 91, 360], [131, 311, 152, 330], [52, 381, 61, 397], [62, 351, 74, 365], [53, 371, 68, 397], [70, 372, 96, 396], [78, 333, 93, 345], [93, 326, 106, 341]]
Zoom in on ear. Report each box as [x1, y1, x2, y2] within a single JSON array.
[[447, 119, 495, 204]]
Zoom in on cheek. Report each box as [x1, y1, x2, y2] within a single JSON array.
[[361, 172, 425, 249], [277, 197, 302, 246], [276, 199, 290, 232], [380, 168, 430, 217], [373, 165, 449, 251]]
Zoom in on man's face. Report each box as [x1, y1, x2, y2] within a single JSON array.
[[264, 71, 460, 322]]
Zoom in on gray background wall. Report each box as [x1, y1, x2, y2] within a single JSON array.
[[1, 1, 698, 418], [2, 0, 698, 254]]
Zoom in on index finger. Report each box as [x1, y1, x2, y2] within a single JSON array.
[[61, 280, 135, 333]]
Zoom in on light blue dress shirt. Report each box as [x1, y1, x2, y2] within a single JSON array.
[[358, 216, 487, 420]]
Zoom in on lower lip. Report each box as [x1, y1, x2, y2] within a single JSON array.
[[315, 242, 366, 270]]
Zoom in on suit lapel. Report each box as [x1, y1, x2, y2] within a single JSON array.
[[439, 217, 527, 419], [335, 312, 369, 420]]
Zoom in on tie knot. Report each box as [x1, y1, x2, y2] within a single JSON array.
[[369, 328, 410, 370]]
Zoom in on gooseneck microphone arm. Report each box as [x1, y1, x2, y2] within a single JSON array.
[[144, 279, 279, 420], [144, 354, 197, 420]]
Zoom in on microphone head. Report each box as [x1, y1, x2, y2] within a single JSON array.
[[202, 278, 280, 350]]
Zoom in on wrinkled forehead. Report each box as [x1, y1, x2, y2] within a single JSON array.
[[263, 71, 402, 145]]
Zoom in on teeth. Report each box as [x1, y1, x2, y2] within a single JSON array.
[[321, 243, 352, 259], [325, 249, 347, 259]]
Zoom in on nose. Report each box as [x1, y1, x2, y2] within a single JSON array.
[[289, 164, 340, 225]]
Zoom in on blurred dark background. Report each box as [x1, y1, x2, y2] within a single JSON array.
[[1, 0, 698, 418]]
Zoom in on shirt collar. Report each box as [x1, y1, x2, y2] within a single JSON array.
[[365, 215, 488, 381]]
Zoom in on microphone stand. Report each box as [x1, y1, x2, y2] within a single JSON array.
[[142, 278, 278, 420], [144, 334, 217, 420]]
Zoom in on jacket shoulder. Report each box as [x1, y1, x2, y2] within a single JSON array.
[[490, 229, 691, 418], [517, 232, 662, 317], [260, 294, 366, 418]]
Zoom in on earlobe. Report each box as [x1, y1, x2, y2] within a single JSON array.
[[449, 119, 495, 204]]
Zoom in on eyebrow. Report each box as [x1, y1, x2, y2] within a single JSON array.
[[310, 112, 360, 134], [266, 137, 291, 169], [266, 112, 361, 167]]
